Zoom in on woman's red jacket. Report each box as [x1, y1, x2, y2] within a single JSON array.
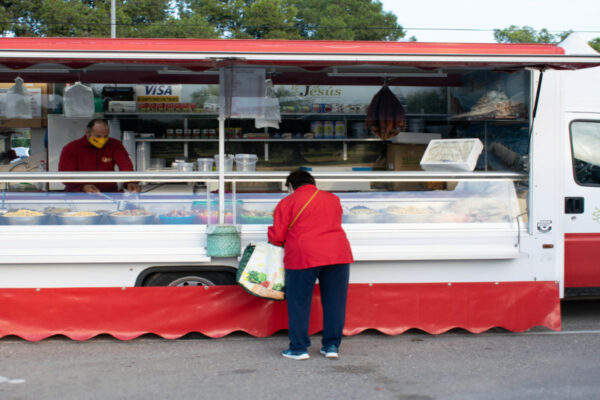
[[268, 184, 354, 270]]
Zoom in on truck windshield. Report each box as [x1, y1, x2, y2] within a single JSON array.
[[571, 121, 600, 186]]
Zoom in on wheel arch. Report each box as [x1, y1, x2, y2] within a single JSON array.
[[135, 265, 238, 287]]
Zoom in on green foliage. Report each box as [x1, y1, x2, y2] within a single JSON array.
[[494, 25, 599, 52], [2, 0, 404, 40], [589, 38, 600, 53], [294, 0, 404, 40], [494, 25, 559, 44]]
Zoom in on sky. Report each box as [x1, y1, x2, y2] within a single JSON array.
[[379, 0, 600, 43]]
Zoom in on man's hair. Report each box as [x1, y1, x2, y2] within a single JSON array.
[[86, 118, 109, 132], [285, 169, 315, 190]]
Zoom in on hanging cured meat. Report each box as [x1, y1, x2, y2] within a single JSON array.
[[365, 85, 406, 140]]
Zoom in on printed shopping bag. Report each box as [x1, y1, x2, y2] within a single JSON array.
[[236, 242, 285, 300]]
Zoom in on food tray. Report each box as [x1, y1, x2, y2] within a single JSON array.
[[195, 214, 234, 224], [240, 215, 273, 224], [342, 213, 383, 224], [159, 215, 195, 224], [108, 215, 155, 224], [1, 215, 49, 225], [55, 213, 103, 225]]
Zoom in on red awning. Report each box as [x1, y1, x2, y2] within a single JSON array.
[[1, 37, 598, 84]]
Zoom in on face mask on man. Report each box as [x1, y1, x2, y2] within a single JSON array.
[[88, 136, 109, 149]]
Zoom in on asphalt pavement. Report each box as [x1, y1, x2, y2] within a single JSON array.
[[1, 299, 599, 400]]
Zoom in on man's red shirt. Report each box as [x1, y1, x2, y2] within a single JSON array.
[[268, 184, 354, 269], [58, 135, 134, 192]]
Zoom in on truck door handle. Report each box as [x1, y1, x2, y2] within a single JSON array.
[[565, 197, 584, 214]]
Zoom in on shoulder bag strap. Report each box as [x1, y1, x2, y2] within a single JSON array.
[[288, 189, 319, 231]]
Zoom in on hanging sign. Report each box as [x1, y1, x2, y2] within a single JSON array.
[[135, 85, 182, 103]]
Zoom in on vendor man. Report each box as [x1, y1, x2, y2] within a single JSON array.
[[58, 118, 140, 193]]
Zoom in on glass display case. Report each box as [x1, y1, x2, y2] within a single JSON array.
[[0, 173, 523, 228]]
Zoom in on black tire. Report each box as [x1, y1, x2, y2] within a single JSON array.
[[144, 271, 236, 287]]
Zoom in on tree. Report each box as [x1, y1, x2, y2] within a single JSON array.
[[494, 25, 599, 53], [589, 38, 600, 53], [182, 0, 404, 40], [494, 25, 560, 44], [2, 0, 403, 40], [293, 0, 404, 40], [243, 0, 301, 39], [1, 0, 217, 38]]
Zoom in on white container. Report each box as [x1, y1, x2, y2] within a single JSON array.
[[197, 158, 214, 172], [420, 138, 484, 172], [214, 154, 234, 171], [136, 142, 151, 171], [150, 158, 166, 168], [177, 162, 195, 172], [235, 154, 258, 171]]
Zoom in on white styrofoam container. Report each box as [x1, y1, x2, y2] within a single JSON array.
[[420, 138, 483, 172], [108, 101, 137, 113]]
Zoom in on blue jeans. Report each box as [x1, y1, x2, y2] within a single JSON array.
[[285, 263, 350, 352]]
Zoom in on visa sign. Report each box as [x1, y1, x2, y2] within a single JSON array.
[[135, 85, 182, 102]]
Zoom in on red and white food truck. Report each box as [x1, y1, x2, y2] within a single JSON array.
[[0, 34, 599, 340]]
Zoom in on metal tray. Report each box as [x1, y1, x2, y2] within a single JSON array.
[[1, 214, 49, 225], [54, 213, 104, 225], [108, 215, 155, 224]]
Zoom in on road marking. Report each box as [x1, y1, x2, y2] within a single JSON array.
[[519, 329, 600, 335], [0, 375, 26, 384]]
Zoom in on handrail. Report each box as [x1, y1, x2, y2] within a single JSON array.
[[0, 171, 528, 183]]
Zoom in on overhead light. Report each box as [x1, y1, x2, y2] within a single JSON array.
[[327, 68, 447, 78]]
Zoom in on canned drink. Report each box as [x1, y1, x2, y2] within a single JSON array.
[[184, 129, 191, 137], [310, 121, 323, 136], [208, 129, 216, 137], [192, 129, 201, 137], [323, 121, 334, 137], [334, 121, 346, 137], [235, 127, 243, 138], [312, 104, 320, 113], [175, 129, 183, 137], [166, 129, 174, 138], [201, 129, 210, 138], [165, 103, 174, 111], [324, 104, 333, 113]]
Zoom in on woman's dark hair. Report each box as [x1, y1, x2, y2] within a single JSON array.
[[86, 118, 109, 131], [285, 169, 315, 190]]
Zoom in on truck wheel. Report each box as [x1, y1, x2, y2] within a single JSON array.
[[144, 272, 235, 287]]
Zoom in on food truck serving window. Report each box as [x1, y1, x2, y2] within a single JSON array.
[[571, 120, 600, 186]]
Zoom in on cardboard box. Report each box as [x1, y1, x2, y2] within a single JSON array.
[[386, 144, 427, 191]]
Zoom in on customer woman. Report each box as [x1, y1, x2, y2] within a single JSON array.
[[268, 169, 354, 360]]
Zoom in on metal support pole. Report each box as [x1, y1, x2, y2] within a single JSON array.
[[218, 115, 225, 224], [110, 0, 116, 38]]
